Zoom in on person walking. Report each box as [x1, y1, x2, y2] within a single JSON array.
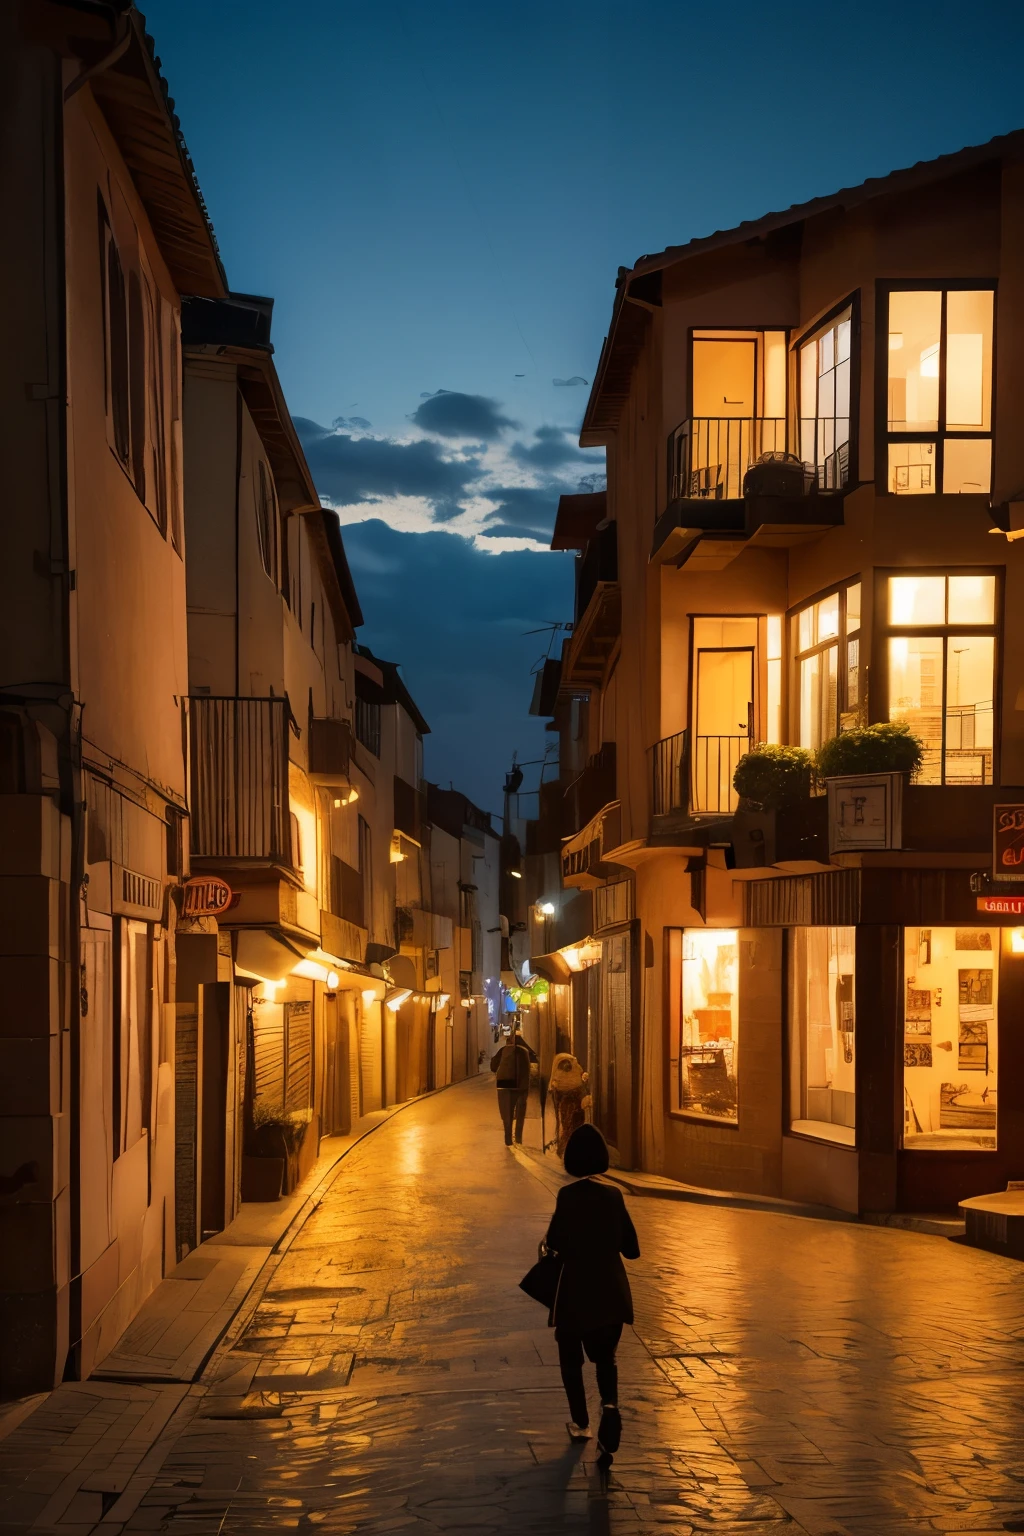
[[490, 1023, 536, 1146], [543, 1123, 639, 1462]]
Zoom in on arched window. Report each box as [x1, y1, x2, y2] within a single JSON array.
[[256, 460, 279, 586]]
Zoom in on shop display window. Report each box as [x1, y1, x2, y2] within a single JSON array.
[[788, 927, 856, 1145], [902, 927, 997, 1151], [668, 928, 738, 1124]]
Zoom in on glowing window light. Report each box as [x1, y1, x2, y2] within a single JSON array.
[[1010, 929, 1024, 954]]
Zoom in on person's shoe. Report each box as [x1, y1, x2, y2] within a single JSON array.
[[566, 1421, 591, 1441], [597, 1404, 621, 1455]]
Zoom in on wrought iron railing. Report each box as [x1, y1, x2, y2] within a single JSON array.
[[798, 419, 851, 490], [691, 734, 749, 815], [668, 417, 786, 501], [650, 730, 688, 816], [188, 696, 290, 860]]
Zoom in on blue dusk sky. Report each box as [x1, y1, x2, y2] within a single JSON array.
[[144, 0, 1024, 811]]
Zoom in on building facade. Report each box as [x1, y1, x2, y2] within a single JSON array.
[[524, 133, 1024, 1214]]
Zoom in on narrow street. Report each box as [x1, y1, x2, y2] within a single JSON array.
[[8, 1075, 1023, 1535]]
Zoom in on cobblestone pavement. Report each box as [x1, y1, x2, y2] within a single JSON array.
[[5, 1074, 1024, 1535]]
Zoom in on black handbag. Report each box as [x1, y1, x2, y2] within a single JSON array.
[[519, 1246, 562, 1309]]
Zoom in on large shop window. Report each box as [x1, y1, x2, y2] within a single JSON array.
[[668, 929, 738, 1124], [792, 580, 862, 750], [885, 573, 997, 784], [884, 287, 994, 494], [799, 306, 852, 490], [788, 927, 856, 1145], [902, 927, 997, 1151]]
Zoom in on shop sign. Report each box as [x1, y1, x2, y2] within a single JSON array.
[[977, 895, 1024, 916], [182, 875, 234, 917], [993, 805, 1024, 882]]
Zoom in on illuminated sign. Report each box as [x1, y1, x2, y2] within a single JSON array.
[[994, 805, 1024, 882], [182, 876, 234, 917], [977, 895, 1024, 916]]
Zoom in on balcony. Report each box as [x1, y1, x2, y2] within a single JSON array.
[[653, 417, 845, 569], [564, 521, 620, 685], [189, 696, 290, 863], [393, 775, 422, 840], [309, 716, 354, 780], [563, 743, 616, 838], [649, 727, 743, 826]]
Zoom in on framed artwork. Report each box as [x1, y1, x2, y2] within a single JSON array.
[[904, 1040, 932, 1068], [955, 930, 992, 951], [905, 987, 932, 1034], [918, 929, 932, 967], [958, 968, 993, 1007]]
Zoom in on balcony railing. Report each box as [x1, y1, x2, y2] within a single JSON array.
[[692, 734, 748, 815], [798, 419, 850, 490], [669, 417, 786, 501], [189, 696, 290, 861], [563, 743, 616, 836], [650, 730, 688, 816]]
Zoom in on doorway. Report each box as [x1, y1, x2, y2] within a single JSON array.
[[692, 647, 754, 813]]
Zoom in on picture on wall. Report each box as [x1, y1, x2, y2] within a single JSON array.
[[958, 968, 993, 1007], [918, 929, 932, 967], [905, 987, 932, 1034], [940, 1081, 996, 1132], [904, 1040, 933, 1068], [956, 930, 993, 951], [958, 1015, 990, 1072]]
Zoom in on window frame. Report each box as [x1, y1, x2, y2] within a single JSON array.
[[788, 576, 863, 748], [665, 926, 741, 1128], [792, 291, 861, 493], [873, 566, 1002, 786], [875, 279, 997, 497]]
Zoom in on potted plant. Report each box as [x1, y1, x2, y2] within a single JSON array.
[[243, 1101, 312, 1201], [817, 722, 924, 853], [732, 744, 814, 866]]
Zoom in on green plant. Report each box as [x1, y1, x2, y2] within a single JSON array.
[[733, 743, 813, 811], [815, 721, 923, 779], [250, 1100, 310, 1151]]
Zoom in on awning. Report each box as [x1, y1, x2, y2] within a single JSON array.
[[235, 928, 307, 982], [530, 950, 572, 984]]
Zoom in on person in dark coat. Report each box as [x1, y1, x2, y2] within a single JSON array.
[[490, 1024, 537, 1146], [543, 1123, 639, 1459]]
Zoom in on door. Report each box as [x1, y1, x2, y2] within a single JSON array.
[[692, 340, 757, 497], [80, 928, 114, 1272], [693, 647, 754, 813]]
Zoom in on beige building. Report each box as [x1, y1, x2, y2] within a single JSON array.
[[527, 132, 1024, 1216], [1, 4, 227, 1390]]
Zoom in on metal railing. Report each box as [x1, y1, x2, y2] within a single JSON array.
[[650, 730, 688, 816], [669, 417, 786, 501], [691, 734, 749, 815], [798, 418, 851, 490], [189, 696, 290, 860]]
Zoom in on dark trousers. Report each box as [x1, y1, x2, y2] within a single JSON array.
[[557, 1323, 622, 1428], [497, 1088, 527, 1144]]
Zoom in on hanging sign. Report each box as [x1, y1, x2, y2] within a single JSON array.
[[182, 876, 234, 917], [993, 805, 1024, 882]]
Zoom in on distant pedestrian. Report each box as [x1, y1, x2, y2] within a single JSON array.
[[490, 1024, 537, 1146], [548, 1052, 590, 1155], [543, 1123, 639, 1463]]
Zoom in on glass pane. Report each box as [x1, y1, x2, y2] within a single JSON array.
[[902, 926, 997, 1152], [819, 327, 834, 375], [888, 290, 941, 431], [679, 929, 738, 1124], [889, 635, 943, 782], [946, 290, 993, 431], [947, 575, 995, 625], [889, 576, 945, 626], [836, 314, 851, 363], [817, 592, 840, 640], [822, 645, 838, 745], [800, 342, 817, 443], [835, 357, 851, 421], [799, 654, 819, 750], [943, 437, 992, 494], [789, 927, 856, 1145], [845, 582, 862, 632], [847, 637, 860, 710], [888, 441, 936, 494], [945, 634, 994, 785], [818, 370, 835, 419], [798, 605, 814, 652]]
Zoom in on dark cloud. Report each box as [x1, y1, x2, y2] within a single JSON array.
[[332, 414, 373, 431], [509, 424, 593, 471], [478, 523, 548, 543], [482, 486, 559, 538], [336, 518, 573, 808], [552, 376, 588, 387], [411, 390, 518, 440], [294, 418, 481, 512]]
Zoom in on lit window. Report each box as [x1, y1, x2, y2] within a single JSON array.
[[668, 929, 738, 1124], [902, 927, 997, 1152], [791, 580, 862, 750], [885, 574, 997, 784], [788, 927, 856, 1146], [799, 306, 852, 489], [885, 287, 993, 494]]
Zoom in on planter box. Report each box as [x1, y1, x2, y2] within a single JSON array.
[[241, 1155, 284, 1202], [827, 772, 904, 853]]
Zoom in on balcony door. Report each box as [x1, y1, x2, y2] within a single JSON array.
[[692, 645, 754, 814], [693, 339, 756, 418]]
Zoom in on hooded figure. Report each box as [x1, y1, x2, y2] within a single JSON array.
[[548, 1052, 590, 1155], [543, 1124, 640, 1462]]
